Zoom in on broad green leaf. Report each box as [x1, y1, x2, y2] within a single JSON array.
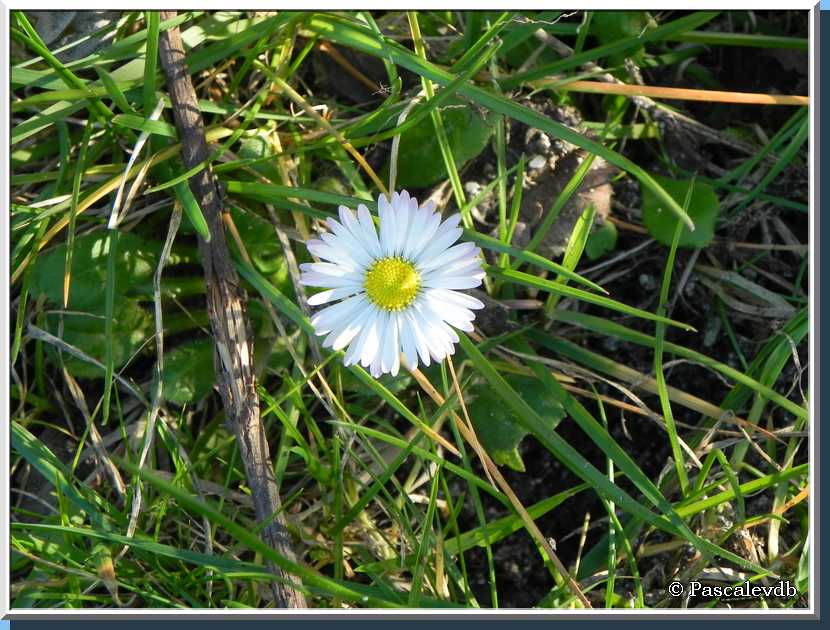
[[45, 298, 152, 379], [385, 95, 498, 189], [642, 175, 720, 248], [584, 219, 618, 260], [228, 207, 288, 277], [591, 12, 655, 63], [156, 338, 215, 405], [468, 374, 565, 471], [237, 133, 283, 183], [30, 231, 159, 311]]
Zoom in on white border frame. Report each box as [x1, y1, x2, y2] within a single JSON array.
[[1, 2, 819, 619]]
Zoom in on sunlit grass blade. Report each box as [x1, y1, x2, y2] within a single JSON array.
[[550, 309, 808, 421], [488, 266, 694, 330], [653, 216, 689, 495]]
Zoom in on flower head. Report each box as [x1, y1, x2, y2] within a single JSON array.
[[300, 190, 485, 377]]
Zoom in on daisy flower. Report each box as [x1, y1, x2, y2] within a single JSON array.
[[300, 190, 486, 377]]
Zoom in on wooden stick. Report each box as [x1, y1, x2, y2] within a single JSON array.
[[158, 11, 306, 608]]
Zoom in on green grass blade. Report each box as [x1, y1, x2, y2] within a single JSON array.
[[550, 309, 807, 421], [653, 219, 690, 495], [488, 266, 694, 330]]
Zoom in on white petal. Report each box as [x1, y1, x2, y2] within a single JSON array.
[[423, 288, 484, 310], [404, 307, 433, 367], [324, 221, 373, 268], [325, 299, 374, 351], [307, 286, 362, 306], [410, 302, 452, 362], [357, 204, 383, 259], [300, 261, 360, 279], [401, 205, 428, 260], [344, 305, 380, 366], [311, 293, 367, 335], [399, 315, 419, 371], [394, 195, 416, 256], [421, 296, 474, 332], [418, 242, 479, 273], [300, 271, 363, 290], [359, 307, 384, 368], [423, 256, 485, 283], [382, 313, 400, 376], [340, 205, 378, 259], [422, 274, 484, 290], [307, 239, 360, 270], [406, 210, 442, 261], [412, 226, 463, 266], [378, 193, 395, 257]]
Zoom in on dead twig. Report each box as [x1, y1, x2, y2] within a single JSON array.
[[158, 11, 305, 607]]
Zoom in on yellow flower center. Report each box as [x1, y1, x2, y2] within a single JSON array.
[[364, 257, 421, 311]]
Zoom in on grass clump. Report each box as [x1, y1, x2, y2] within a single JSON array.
[[10, 10, 809, 609]]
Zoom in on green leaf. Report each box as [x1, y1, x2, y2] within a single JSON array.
[[458, 333, 770, 576], [591, 12, 655, 63], [93, 65, 140, 116], [228, 207, 287, 276], [31, 231, 159, 311], [642, 175, 720, 248], [584, 219, 618, 260], [156, 338, 215, 405], [237, 133, 282, 183], [112, 113, 178, 138], [11, 422, 110, 528], [29, 231, 158, 379], [173, 179, 211, 242], [385, 95, 498, 189], [487, 265, 695, 331], [468, 374, 565, 471], [45, 298, 152, 379]]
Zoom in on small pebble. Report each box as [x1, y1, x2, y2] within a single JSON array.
[[464, 181, 483, 197], [525, 129, 552, 154], [528, 154, 547, 170]]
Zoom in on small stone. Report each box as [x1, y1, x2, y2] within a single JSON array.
[[525, 129, 552, 154], [528, 154, 547, 170], [464, 181, 483, 197]]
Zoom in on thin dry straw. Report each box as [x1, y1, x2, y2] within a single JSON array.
[[534, 78, 809, 106]]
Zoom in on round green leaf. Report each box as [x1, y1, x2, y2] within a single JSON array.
[[641, 174, 720, 249], [585, 219, 618, 260], [385, 95, 498, 189], [30, 231, 159, 311], [468, 374, 565, 472]]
